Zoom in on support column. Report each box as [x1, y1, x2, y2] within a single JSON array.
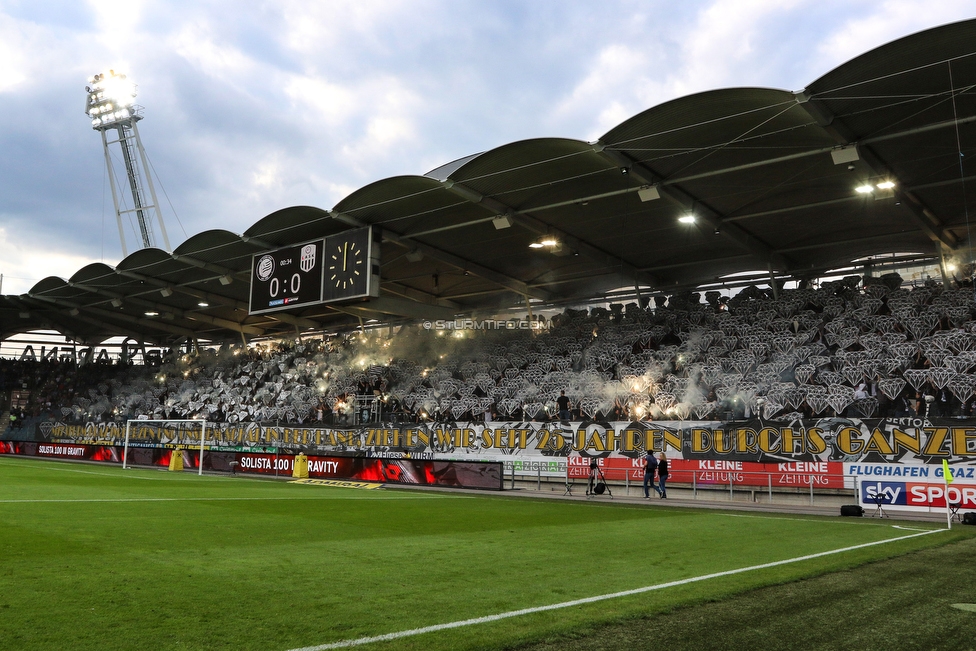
[[938, 241, 952, 289], [768, 265, 780, 300]]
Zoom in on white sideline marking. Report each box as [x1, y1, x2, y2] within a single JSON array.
[[891, 525, 936, 532], [0, 460, 473, 496], [0, 459, 186, 480], [287, 528, 945, 651], [721, 513, 897, 528]]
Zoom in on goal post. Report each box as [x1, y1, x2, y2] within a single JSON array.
[[123, 418, 209, 475]]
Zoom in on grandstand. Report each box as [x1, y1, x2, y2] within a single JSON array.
[[2, 276, 975, 429]]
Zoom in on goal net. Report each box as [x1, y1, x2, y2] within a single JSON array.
[[123, 419, 209, 475]]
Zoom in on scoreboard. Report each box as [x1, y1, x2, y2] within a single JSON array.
[[249, 239, 325, 315], [248, 227, 380, 315]]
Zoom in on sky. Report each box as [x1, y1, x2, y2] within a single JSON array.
[[1, 0, 975, 296]]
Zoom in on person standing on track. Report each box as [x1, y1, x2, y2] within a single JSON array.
[[643, 451, 660, 498], [657, 452, 669, 498]]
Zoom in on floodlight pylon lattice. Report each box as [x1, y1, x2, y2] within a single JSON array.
[[85, 70, 171, 257]]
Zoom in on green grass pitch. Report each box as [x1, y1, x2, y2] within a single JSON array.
[[0, 456, 971, 651]]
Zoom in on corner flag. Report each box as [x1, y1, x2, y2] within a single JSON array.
[[942, 459, 954, 484]]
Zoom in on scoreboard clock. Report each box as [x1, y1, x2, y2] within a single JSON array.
[[322, 226, 381, 303], [248, 239, 325, 315]]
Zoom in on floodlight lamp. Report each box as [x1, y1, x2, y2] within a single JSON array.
[[85, 69, 138, 128], [528, 242, 545, 249], [678, 214, 696, 224], [855, 184, 874, 194], [876, 180, 895, 190], [197, 301, 209, 307], [145, 311, 159, 317], [540, 238, 558, 247], [219, 275, 233, 285]]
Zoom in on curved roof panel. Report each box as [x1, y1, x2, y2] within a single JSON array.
[[334, 176, 443, 224], [28, 276, 71, 296], [425, 153, 483, 181], [807, 19, 976, 100], [449, 138, 604, 203], [244, 205, 345, 246], [603, 88, 802, 148]]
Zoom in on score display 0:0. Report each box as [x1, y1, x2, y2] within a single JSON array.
[[267, 273, 301, 298], [249, 239, 326, 315]]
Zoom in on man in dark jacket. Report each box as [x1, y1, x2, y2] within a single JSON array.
[[643, 451, 660, 498]]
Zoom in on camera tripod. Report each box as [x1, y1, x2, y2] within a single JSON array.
[[586, 464, 614, 499]]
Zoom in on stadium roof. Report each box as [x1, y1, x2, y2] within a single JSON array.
[[5, 19, 976, 346]]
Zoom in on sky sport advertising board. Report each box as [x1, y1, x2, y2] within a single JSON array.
[[858, 476, 976, 513], [855, 459, 976, 512]]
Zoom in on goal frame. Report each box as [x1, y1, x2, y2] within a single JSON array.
[[123, 418, 209, 475]]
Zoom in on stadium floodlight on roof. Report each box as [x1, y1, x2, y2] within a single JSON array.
[[85, 70, 171, 257]]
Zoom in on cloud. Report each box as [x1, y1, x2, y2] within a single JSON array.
[[0, 10, 84, 96], [812, 0, 976, 79], [276, 0, 430, 69], [170, 21, 260, 90], [0, 223, 109, 294], [0, 15, 31, 93], [284, 75, 359, 127], [549, 1, 814, 142], [553, 43, 672, 141], [285, 72, 423, 171], [676, 0, 804, 93]]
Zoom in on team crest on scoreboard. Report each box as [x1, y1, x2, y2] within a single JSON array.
[[256, 254, 275, 281], [300, 244, 316, 272]]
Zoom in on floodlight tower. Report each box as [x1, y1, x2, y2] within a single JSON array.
[[85, 70, 171, 256]]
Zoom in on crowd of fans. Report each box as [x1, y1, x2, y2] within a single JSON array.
[[4, 272, 976, 436]]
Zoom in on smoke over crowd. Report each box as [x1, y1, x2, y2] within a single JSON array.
[[5, 272, 976, 432]]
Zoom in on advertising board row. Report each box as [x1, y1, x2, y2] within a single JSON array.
[[6, 416, 976, 509], [0, 441, 503, 490]]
